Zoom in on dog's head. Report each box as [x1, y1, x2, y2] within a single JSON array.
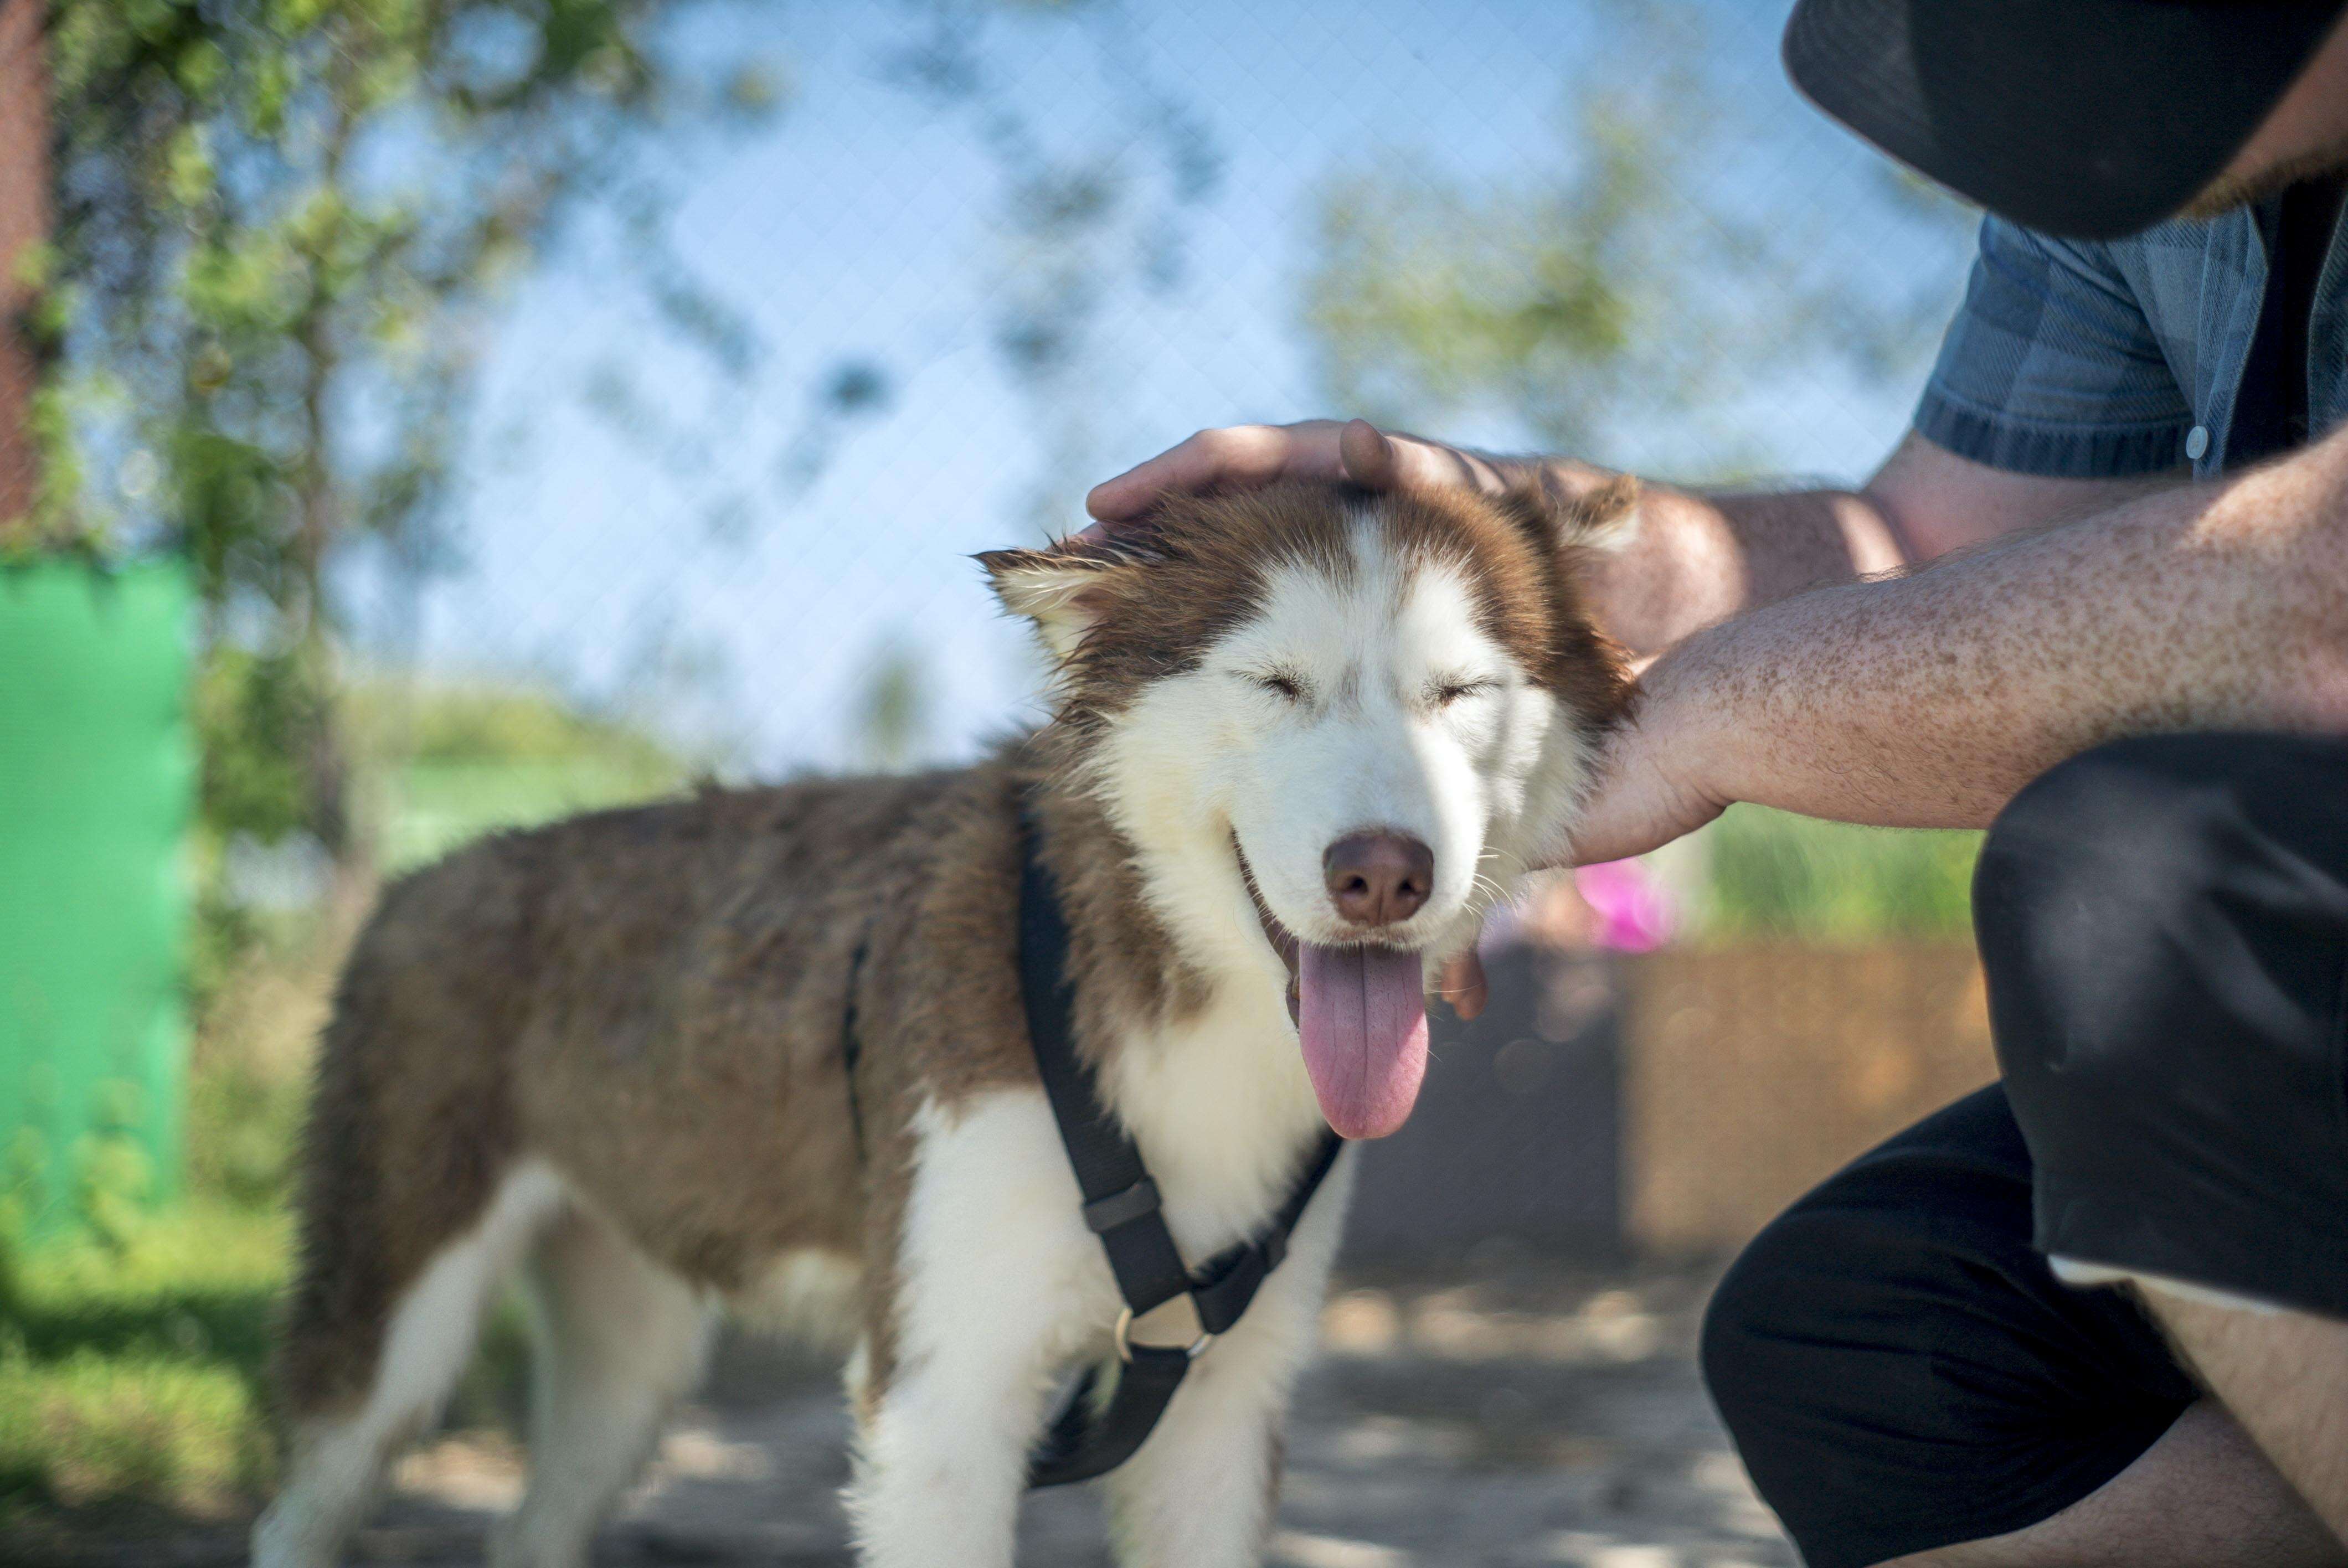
[[980, 478, 1634, 1138]]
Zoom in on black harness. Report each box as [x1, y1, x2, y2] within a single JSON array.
[[840, 807, 1342, 1489], [1015, 810, 1343, 1487]]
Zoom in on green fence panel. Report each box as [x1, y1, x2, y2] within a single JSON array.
[[0, 561, 194, 1231]]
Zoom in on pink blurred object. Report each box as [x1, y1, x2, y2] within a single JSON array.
[[1573, 858, 1676, 952]]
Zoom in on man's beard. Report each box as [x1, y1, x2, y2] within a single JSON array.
[[2180, 133, 2348, 219]]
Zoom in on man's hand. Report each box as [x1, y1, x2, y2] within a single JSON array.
[[1562, 654, 1731, 868], [1085, 421, 1933, 658], [1428, 654, 1728, 1018], [1563, 424, 2348, 855], [1083, 419, 1521, 529]]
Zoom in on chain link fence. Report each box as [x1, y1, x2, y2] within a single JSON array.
[[328, 0, 1978, 871], [1, 1, 2001, 1547]]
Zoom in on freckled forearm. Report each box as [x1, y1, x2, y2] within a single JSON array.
[[1654, 431, 2348, 831]]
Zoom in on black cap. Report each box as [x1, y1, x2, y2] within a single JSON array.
[[1785, 0, 2347, 239]]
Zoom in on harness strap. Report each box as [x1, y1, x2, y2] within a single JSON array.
[[1017, 803, 1343, 1489], [1017, 836, 1193, 1317]]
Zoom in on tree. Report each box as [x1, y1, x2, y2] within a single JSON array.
[[17, 0, 770, 932], [851, 637, 933, 775], [0, 0, 44, 523], [773, 3, 1223, 539], [1302, 5, 1969, 478], [19, 2, 1213, 917]]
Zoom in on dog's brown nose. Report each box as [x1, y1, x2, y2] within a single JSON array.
[[1324, 832, 1434, 927]]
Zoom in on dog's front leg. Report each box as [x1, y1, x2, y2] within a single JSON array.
[[845, 1090, 1108, 1568], [1102, 1153, 1354, 1568]]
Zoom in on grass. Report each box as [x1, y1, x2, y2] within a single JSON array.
[[0, 1203, 285, 1520], [0, 977, 535, 1535], [0, 679, 686, 1545], [0, 890, 343, 1521], [382, 756, 686, 874], [1689, 804, 1982, 942], [348, 678, 691, 875], [0, 683, 658, 1531]]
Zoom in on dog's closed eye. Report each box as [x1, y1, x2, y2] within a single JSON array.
[[1252, 669, 1308, 702], [1429, 675, 1500, 707]]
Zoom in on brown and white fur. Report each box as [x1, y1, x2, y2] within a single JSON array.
[[251, 477, 1636, 1568]]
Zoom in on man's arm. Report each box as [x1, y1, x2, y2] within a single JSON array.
[[1085, 419, 2174, 656], [1568, 425, 2348, 865], [1580, 432, 2176, 652]]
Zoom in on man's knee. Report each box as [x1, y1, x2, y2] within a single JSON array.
[[1975, 735, 2238, 960], [1700, 1211, 1852, 1469], [1973, 735, 2253, 1086], [1699, 1218, 1798, 1438], [1701, 1092, 2034, 1468], [1700, 1188, 2028, 1567], [1696, 1090, 2199, 1568], [1980, 733, 2348, 1313]]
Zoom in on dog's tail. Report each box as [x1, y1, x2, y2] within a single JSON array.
[[274, 854, 534, 1423]]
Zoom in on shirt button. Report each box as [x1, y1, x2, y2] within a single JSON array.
[[2186, 425, 2210, 461]]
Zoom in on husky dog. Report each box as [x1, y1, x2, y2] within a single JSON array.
[[252, 477, 1635, 1568]]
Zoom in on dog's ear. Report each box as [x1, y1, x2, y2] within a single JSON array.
[[976, 541, 1135, 663], [1497, 473, 1642, 554]]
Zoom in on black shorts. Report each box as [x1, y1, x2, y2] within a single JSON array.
[[1701, 733, 2348, 1568]]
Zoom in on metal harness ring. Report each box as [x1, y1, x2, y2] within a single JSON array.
[[1113, 1301, 1213, 1363]]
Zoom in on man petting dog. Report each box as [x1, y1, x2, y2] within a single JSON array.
[[1087, 3, 2348, 1565]]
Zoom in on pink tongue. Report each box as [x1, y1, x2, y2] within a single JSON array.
[[1297, 943, 1429, 1140]]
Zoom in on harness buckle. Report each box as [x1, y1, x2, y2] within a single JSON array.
[[1082, 1178, 1161, 1234], [1113, 1296, 1212, 1363]]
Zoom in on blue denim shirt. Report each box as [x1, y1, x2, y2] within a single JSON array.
[[1916, 209, 2348, 480]]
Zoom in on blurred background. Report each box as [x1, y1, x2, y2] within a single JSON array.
[[0, 2, 1995, 1563]]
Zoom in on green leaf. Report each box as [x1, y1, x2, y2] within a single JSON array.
[[162, 124, 214, 210]]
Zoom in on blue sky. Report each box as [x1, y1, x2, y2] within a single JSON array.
[[385, 0, 1979, 775]]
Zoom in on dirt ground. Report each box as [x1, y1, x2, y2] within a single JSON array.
[[18, 1263, 1794, 1568]]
